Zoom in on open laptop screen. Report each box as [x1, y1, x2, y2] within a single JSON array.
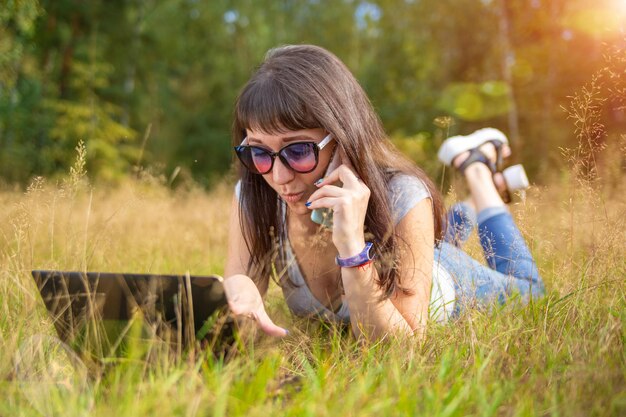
[[31, 270, 233, 356]]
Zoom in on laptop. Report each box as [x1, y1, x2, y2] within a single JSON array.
[[31, 270, 236, 359]]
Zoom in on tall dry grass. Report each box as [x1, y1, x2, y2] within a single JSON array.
[[0, 153, 624, 415]]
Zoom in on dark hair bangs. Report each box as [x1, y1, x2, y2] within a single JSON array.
[[236, 76, 320, 136]]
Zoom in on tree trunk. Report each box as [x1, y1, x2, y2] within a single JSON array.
[[497, 0, 520, 146]]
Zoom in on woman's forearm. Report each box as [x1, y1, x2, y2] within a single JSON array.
[[341, 265, 424, 340]]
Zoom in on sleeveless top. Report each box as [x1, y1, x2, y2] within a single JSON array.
[[235, 174, 455, 324]]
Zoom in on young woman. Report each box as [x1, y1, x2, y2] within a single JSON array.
[[223, 45, 545, 340]]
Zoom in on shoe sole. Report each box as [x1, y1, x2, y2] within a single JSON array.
[[438, 128, 509, 166], [502, 164, 529, 191]]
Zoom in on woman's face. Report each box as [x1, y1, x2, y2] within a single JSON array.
[[245, 127, 335, 216]]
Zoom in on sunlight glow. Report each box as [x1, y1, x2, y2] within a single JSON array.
[[562, 6, 625, 38]]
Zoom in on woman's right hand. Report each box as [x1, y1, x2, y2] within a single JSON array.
[[223, 274, 289, 337]]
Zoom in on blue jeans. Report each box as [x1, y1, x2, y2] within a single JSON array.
[[435, 203, 545, 315]]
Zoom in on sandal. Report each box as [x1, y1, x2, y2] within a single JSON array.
[[437, 128, 509, 166], [438, 128, 529, 203]]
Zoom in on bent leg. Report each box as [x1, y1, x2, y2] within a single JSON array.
[[476, 207, 545, 300], [439, 138, 545, 312], [435, 240, 544, 316]]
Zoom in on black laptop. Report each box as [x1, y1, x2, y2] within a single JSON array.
[[31, 270, 236, 359]]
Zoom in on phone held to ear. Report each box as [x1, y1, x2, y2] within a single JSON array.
[[310, 206, 334, 228], [311, 147, 342, 228]]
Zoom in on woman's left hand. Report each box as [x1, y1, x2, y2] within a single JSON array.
[[306, 154, 370, 258]]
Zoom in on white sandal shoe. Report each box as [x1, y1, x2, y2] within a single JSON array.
[[437, 128, 509, 166], [438, 128, 530, 203]]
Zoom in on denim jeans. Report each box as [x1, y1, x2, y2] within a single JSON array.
[[435, 202, 545, 315]]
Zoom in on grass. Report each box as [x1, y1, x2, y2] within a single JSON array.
[[0, 167, 624, 416]]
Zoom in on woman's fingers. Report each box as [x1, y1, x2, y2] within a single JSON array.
[[307, 184, 343, 202], [306, 196, 341, 211], [223, 274, 289, 338], [255, 309, 289, 337], [308, 166, 370, 213], [317, 164, 361, 188], [230, 305, 289, 337]]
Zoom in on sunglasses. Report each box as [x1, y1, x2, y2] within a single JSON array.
[[234, 133, 334, 175]]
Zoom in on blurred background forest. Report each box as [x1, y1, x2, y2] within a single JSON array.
[[1, 0, 625, 187]]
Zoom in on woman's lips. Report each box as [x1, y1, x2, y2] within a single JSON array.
[[281, 191, 304, 203]]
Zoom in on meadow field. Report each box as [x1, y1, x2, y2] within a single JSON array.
[[0, 165, 624, 416]]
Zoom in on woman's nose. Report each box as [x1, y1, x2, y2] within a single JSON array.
[[272, 157, 294, 184]]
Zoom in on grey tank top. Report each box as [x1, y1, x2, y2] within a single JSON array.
[[272, 174, 455, 323]]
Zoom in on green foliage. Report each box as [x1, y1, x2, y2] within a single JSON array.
[[0, 0, 42, 87], [0, 0, 624, 185], [437, 81, 511, 121], [390, 131, 443, 175]]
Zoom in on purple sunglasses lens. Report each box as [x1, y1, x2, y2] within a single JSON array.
[[250, 147, 273, 173], [281, 143, 317, 172]]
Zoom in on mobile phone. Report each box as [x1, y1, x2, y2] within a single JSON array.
[[311, 147, 342, 228]]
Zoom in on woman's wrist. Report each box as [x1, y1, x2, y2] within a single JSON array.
[[336, 242, 374, 268]]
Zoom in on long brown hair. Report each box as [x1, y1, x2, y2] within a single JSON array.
[[232, 45, 444, 298]]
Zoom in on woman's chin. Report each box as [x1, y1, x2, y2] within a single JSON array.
[[287, 201, 310, 216]]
